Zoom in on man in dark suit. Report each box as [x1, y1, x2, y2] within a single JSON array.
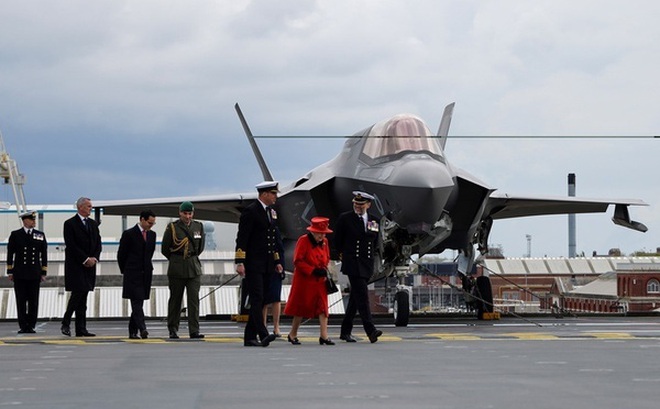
[[117, 210, 157, 339], [61, 197, 102, 337], [332, 191, 383, 343], [6, 211, 47, 334], [235, 181, 283, 347]]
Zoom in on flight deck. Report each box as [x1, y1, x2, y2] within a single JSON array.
[[1, 316, 659, 409]]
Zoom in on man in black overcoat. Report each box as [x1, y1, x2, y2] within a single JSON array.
[[61, 197, 102, 337], [332, 191, 383, 343], [6, 211, 47, 333], [117, 210, 156, 339], [235, 181, 284, 347]]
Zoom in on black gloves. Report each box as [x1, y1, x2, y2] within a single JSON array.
[[312, 268, 327, 277]]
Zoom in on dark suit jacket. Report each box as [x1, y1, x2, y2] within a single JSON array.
[[331, 211, 379, 279], [6, 228, 48, 280], [63, 215, 102, 292], [117, 224, 156, 300], [235, 200, 285, 275]]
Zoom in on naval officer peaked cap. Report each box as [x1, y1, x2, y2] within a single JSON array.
[[352, 191, 374, 203], [20, 211, 37, 220], [255, 180, 279, 192]]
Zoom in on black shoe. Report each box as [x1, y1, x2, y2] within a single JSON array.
[[319, 337, 335, 345], [190, 332, 205, 339], [169, 330, 179, 339], [76, 330, 96, 337], [339, 334, 357, 343], [261, 333, 277, 347], [17, 329, 26, 334], [368, 329, 383, 343], [129, 333, 140, 339], [26, 328, 36, 334], [140, 329, 149, 339], [244, 339, 262, 347], [287, 334, 301, 345], [61, 324, 71, 337]]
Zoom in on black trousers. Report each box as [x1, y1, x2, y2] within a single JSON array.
[[340, 275, 376, 336], [14, 278, 41, 330], [129, 298, 147, 334], [243, 269, 272, 342], [62, 290, 89, 333]]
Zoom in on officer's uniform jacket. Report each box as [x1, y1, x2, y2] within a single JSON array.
[[161, 219, 205, 278], [332, 210, 379, 279], [6, 227, 48, 280], [234, 200, 284, 274]]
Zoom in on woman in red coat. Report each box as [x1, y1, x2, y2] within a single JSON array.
[[284, 217, 335, 345]]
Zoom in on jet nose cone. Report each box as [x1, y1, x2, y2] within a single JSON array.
[[387, 155, 454, 189], [382, 156, 454, 227]]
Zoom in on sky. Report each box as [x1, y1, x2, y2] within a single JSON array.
[[0, 0, 658, 258]]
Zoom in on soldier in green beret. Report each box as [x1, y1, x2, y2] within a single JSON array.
[[161, 201, 205, 339]]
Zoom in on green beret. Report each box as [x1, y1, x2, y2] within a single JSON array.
[[179, 201, 194, 212]]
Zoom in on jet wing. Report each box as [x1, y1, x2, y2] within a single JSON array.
[[95, 192, 258, 223], [485, 193, 648, 232]]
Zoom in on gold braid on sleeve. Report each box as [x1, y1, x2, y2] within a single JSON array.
[[169, 223, 190, 259]]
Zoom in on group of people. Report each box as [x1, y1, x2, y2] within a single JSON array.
[[6, 197, 204, 340], [5, 184, 384, 346], [235, 181, 382, 347]]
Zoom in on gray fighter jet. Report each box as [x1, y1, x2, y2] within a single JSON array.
[[97, 103, 647, 324]]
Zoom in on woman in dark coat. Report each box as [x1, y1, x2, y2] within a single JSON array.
[[284, 217, 334, 345]]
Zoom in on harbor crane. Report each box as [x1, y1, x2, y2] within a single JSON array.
[[0, 126, 28, 225]]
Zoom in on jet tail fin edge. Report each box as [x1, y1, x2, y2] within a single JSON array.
[[234, 103, 274, 182], [437, 102, 455, 150], [612, 204, 648, 232]]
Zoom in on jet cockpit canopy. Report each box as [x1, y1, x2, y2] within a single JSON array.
[[361, 114, 443, 163]]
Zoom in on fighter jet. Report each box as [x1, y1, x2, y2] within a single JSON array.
[[97, 103, 647, 324]]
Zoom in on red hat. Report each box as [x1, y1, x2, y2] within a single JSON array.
[[306, 217, 333, 234]]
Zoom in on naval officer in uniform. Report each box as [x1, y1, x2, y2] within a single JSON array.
[[332, 191, 383, 343], [162, 201, 205, 339], [235, 181, 284, 347], [6, 211, 47, 334]]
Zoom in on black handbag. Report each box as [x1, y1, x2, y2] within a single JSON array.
[[325, 276, 339, 294]]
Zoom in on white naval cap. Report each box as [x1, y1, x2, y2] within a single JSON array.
[[255, 180, 280, 192], [352, 191, 375, 203], [20, 211, 37, 220]]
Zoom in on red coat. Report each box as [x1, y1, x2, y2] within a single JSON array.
[[284, 234, 330, 318]]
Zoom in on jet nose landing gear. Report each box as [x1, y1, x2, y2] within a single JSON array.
[[391, 266, 412, 327]]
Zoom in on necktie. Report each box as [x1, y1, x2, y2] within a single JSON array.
[[266, 207, 272, 223], [142, 230, 147, 241], [27, 229, 32, 236], [359, 214, 366, 231]]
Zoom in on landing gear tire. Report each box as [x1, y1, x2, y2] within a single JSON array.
[[475, 276, 493, 320], [393, 291, 410, 327]]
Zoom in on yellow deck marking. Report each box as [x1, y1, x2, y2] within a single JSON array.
[[503, 332, 559, 340], [584, 332, 635, 339], [428, 333, 481, 341]]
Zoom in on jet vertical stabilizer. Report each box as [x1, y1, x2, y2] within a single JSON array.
[[436, 102, 455, 150], [234, 103, 274, 182]]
